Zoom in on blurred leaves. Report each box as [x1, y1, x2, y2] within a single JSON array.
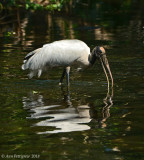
[[3, 31, 16, 37], [0, 0, 69, 11]]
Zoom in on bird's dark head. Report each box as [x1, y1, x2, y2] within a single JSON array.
[[92, 46, 106, 58], [90, 46, 106, 65]]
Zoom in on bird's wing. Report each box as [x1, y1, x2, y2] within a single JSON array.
[[23, 48, 41, 62], [22, 48, 42, 70]]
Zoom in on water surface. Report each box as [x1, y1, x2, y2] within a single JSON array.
[[0, 1, 144, 160]]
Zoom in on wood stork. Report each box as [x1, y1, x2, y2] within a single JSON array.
[[22, 39, 113, 92]]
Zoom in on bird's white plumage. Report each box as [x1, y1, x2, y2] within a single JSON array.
[[22, 39, 113, 93], [22, 39, 90, 78]]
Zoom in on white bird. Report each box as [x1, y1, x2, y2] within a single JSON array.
[[22, 39, 113, 92]]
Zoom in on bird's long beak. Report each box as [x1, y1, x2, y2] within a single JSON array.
[[100, 54, 113, 95]]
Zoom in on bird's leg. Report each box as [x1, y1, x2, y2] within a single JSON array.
[[60, 85, 71, 106], [59, 68, 66, 85], [66, 66, 70, 86]]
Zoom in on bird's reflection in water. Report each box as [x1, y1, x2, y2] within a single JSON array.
[[22, 87, 113, 134]]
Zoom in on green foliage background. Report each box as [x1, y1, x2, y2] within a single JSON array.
[[0, 0, 69, 11]]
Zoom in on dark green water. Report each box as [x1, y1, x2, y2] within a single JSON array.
[[0, 1, 144, 160]]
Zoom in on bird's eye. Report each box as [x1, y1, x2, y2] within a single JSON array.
[[96, 47, 102, 54], [98, 49, 102, 54]]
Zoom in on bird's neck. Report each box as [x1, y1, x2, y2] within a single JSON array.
[[89, 52, 97, 65]]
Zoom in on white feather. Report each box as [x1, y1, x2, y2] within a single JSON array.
[[28, 71, 36, 79], [22, 39, 90, 78], [38, 69, 42, 78]]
